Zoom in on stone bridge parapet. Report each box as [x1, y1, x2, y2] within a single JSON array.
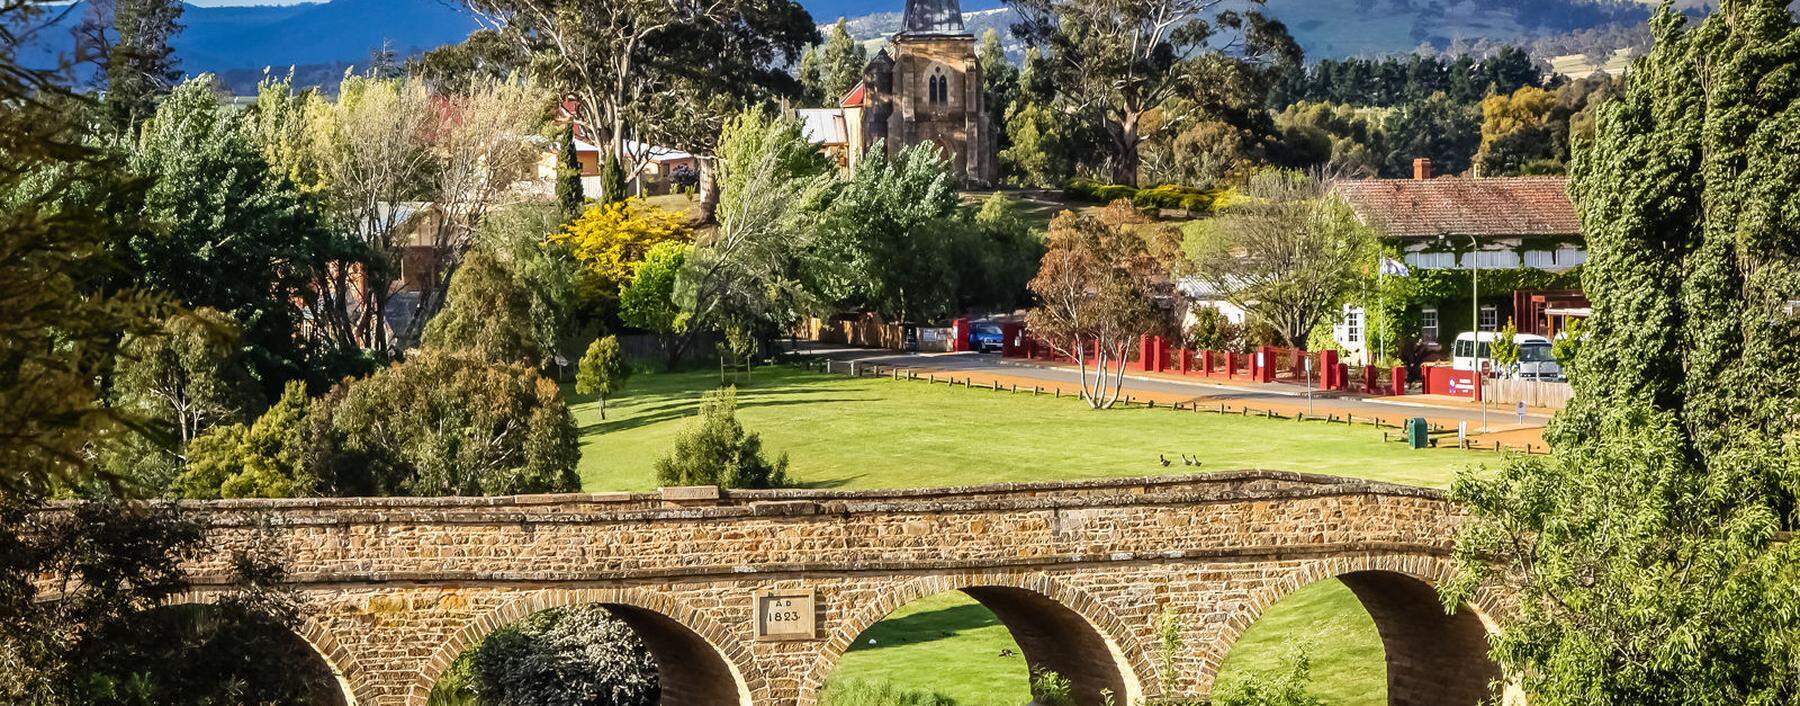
[[137, 470, 1504, 706]]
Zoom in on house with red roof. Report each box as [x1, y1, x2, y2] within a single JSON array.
[[1331, 158, 1589, 361]]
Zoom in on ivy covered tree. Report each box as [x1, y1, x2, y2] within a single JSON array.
[[1443, 4, 1800, 705]]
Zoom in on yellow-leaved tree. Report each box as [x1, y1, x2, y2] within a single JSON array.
[[550, 198, 693, 300]]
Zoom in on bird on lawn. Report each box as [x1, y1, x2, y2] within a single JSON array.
[[1159, 454, 1171, 467], [1182, 454, 1199, 466]]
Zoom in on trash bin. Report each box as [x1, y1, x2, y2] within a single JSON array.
[[1405, 417, 1430, 449]]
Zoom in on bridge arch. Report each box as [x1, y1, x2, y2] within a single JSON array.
[[1208, 554, 1505, 706], [405, 587, 761, 706], [160, 589, 371, 705], [800, 572, 1153, 706]]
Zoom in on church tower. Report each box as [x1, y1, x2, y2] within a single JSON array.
[[854, 0, 994, 185]]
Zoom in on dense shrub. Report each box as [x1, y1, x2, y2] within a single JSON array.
[[323, 351, 581, 496], [1065, 178, 1219, 213], [431, 604, 659, 706], [653, 386, 789, 489]]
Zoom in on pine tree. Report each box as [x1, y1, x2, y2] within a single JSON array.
[[101, 0, 184, 131], [814, 19, 867, 104], [1443, 4, 1800, 704]]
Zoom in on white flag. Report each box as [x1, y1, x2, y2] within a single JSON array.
[[1379, 257, 1411, 277]]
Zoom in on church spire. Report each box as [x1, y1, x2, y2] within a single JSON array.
[[900, 0, 968, 36]]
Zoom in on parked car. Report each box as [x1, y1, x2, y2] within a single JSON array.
[[1450, 331, 1563, 381], [970, 322, 1005, 353]]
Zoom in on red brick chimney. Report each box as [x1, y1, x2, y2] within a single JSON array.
[[1412, 157, 1433, 180]]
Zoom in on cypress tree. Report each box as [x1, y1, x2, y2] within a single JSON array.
[[600, 151, 627, 205], [555, 127, 584, 219], [1444, 3, 1800, 704]]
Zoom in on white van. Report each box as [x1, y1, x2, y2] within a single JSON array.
[[1451, 332, 1563, 381]]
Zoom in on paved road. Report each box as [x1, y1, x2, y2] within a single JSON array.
[[791, 346, 1553, 430]]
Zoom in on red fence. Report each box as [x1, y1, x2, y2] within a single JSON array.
[[1002, 330, 1411, 396]]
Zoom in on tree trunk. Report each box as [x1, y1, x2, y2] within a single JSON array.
[[697, 156, 720, 224], [1111, 112, 1141, 187], [599, 395, 606, 420]]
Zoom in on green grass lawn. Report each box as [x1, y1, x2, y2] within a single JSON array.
[[824, 593, 1030, 706], [570, 365, 1479, 492], [572, 365, 1462, 704], [821, 582, 1383, 706], [1214, 579, 1386, 706]]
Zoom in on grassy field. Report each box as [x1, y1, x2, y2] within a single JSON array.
[[569, 365, 1480, 492], [566, 364, 1468, 705]]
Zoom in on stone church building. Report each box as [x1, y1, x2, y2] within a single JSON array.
[[800, 0, 996, 185]]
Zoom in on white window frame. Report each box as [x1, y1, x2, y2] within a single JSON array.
[[1343, 307, 1362, 344], [1421, 307, 1440, 343], [1479, 305, 1499, 331]]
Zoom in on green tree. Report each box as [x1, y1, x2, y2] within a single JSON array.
[[802, 19, 867, 103], [423, 250, 543, 366], [620, 241, 691, 368], [321, 351, 581, 496], [654, 386, 789, 488], [1379, 92, 1481, 177], [978, 28, 1019, 152], [1010, 0, 1299, 185], [176, 381, 318, 499], [1489, 318, 1519, 369], [555, 125, 585, 219], [437, 604, 658, 706], [104, 308, 261, 491], [601, 150, 627, 204], [128, 75, 343, 393], [949, 193, 1045, 312], [1182, 170, 1377, 349], [92, 0, 184, 131], [677, 109, 832, 342], [576, 335, 631, 419], [1443, 4, 1800, 705], [813, 142, 961, 323]]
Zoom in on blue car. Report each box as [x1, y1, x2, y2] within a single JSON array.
[[970, 323, 1005, 353]]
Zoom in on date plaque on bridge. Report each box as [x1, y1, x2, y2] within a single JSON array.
[[754, 591, 817, 641]]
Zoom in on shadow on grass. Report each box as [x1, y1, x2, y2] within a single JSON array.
[[845, 602, 1005, 654], [788, 474, 866, 489], [582, 395, 884, 436]]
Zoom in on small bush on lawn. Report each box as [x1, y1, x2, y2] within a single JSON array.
[[819, 678, 957, 706], [654, 386, 790, 488]]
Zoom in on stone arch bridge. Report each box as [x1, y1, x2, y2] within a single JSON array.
[[171, 471, 1509, 706]]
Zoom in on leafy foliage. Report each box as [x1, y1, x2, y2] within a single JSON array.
[[1268, 47, 1547, 109], [438, 604, 659, 706], [576, 335, 631, 419], [176, 381, 317, 499], [800, 19, 867, 104], [1026, 201, 1169, 409], [102, 308, 260, 491], [818, 679, 957, 706], [653, 386, 789, 489], [1182, 170, 1376, 349], [619, 241, 692, 367], [553, 198, 693, 300], [1010, 0, 1300, 184], [423, 250, 543, 366], [127, 76, 343, 393], [1208, 648, 1326, 706], [1443, 4, 1800, 704], [813, 143, 961, 323], [322, 351, 580, 496]]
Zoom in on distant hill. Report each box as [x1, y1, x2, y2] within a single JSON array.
[[22, 0, 480, 89], [18, 0, 1658, 95]]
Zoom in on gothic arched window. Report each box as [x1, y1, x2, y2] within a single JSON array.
[[928, 70, 947, 104]]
